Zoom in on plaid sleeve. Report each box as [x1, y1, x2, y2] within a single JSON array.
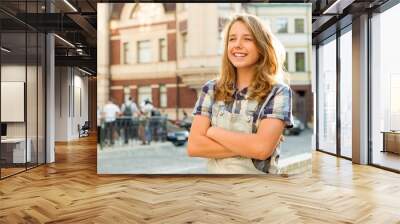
[[192, 80, 216, 118], [259, 84, 294, 128]]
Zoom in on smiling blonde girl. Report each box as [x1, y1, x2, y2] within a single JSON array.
[[187, 14, 293, 174]]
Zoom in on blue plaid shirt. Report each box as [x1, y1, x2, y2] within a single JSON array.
[[192, 79, 293, 128]]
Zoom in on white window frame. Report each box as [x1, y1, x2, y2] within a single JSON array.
[[159, 84, 167, 108], [138, 86, 152, 106], [159, 38, 167, 62], [123, 42, 132, 64], [295, 51, 306, 72], [295, 18, 305, 33], [181, 32, 188, 58], [137, 40, 152, 64], [276, 18, 288, 33]]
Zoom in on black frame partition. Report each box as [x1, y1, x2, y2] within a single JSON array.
[[336, 28, 341, 158], [0, 28, 2, 179], [315, 33, 339, 157], [368, 2, 400, 173], [314, 0, 400, 173], [313, 14, 350, 160], [0, 0, 47, 180], [315, 21, 356, 161], [338, 24, 353, 160], [0, 5, 29, 178]]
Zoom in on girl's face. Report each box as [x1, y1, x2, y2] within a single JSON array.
[[227, 21, 260, 71]]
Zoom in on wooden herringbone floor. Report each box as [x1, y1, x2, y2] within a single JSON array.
[[1, 135, 400, 224]]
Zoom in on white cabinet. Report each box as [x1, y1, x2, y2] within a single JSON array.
[[1, 138, 32, 163]]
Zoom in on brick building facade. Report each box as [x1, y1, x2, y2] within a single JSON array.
[[105, 3, 313, 124]]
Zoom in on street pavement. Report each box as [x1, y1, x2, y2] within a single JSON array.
[[98, 129, 313, 174], [280, 129, 313, 157]]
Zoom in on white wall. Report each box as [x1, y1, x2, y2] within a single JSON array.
[[1, 63, 46, 164], [71, 73, 89, 138], [55, 67, 89, 141], [1, 65, 34, 137], [1, 66, 26, 136], [55, 66, 68, 141]]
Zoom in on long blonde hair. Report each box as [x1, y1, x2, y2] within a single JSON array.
[[215, 14, 286, 103]]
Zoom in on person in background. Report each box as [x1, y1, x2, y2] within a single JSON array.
[[103, 98, 121, 146], [140, 99, 154, 145], [181, 110, 191, 131], [121, 97, 139, 117], [182, 110, 188, 121], [157, 109, 168, 142], [121, 97, 139, 144], [160, 109, 168, 118]]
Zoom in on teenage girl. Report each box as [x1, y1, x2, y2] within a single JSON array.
[[187, 14, 293, 174]]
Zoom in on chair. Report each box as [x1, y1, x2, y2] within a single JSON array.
[[79, 121, 90, 138]]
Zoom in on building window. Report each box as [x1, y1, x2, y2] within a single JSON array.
[[137, 40, 151, 63], [295, 18, 305, 33], [159, 38, 167, 62], [276, 18, 288, 33], [259, 15, 270, 28], [295, 52, 305, 72], [138, 86, 152, 106], [159, 84, 167, 108], [123, 42, 132, 64], [181, 32, 188, 58], [284, 52, 289, 71], [218, 31, 223, 55]]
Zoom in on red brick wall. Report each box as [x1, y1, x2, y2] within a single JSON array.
[[291, 85, 313, 124], [166, 86, 197, 108], [110, 78, 198, 112], [152, 87, 160, 108], [167, 87, 177, 108], [111, 29, 119, 36], [167, 33, 176, 61], [131, 88, 138, 103], [111, 40, 120, 65], [167, 21, 176, 29], [179, 87, 197, 108], [112, 77, 177, 86], [110, 89, 124, 106]]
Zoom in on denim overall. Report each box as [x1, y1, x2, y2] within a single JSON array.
[[204, 80, 312, 174], [208, 96, 274, 174], [208, 94, 312, 175]]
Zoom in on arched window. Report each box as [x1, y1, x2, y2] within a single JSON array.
[[129, 3, 165, 22]]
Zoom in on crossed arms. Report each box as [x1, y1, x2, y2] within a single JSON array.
[[187, 115, 285, 160]]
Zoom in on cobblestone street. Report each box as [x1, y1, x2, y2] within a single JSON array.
[[98, 129, 313, 174]]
